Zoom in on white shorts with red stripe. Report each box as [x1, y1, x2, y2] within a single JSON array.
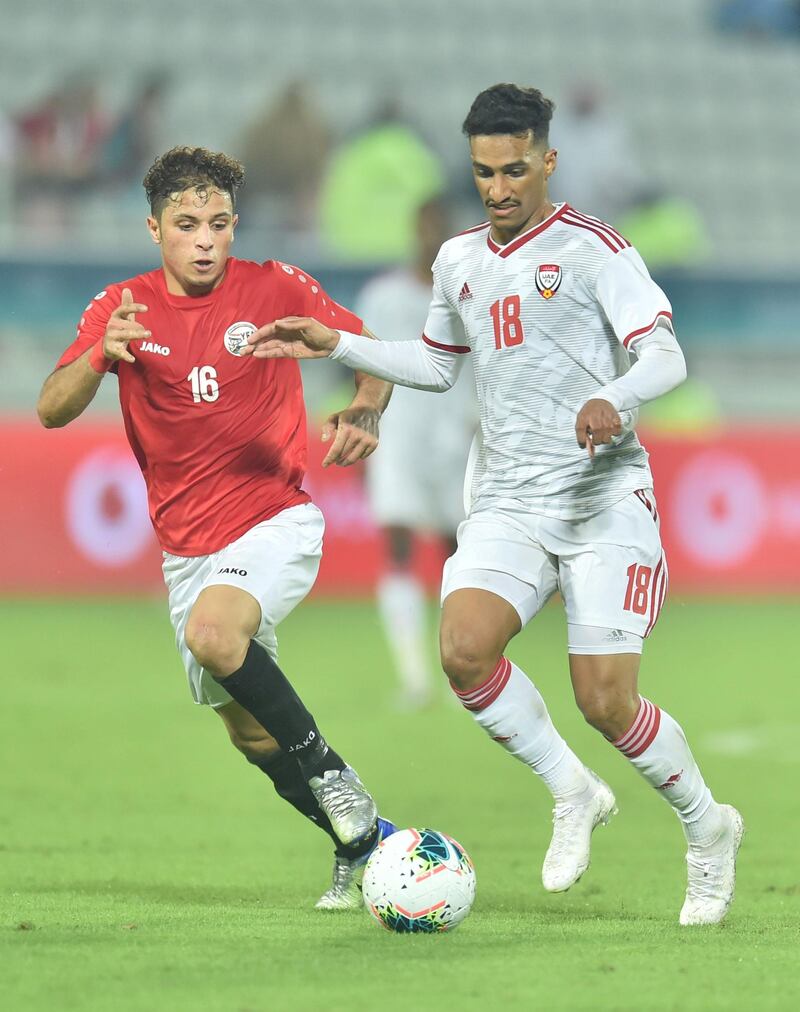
[[441, 489, 667, 641]]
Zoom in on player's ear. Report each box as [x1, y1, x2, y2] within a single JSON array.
[[231, 213, 239, 240], [146, 215, 161, 245], [544, 148, 558, 179]]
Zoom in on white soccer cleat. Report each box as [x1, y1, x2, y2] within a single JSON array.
[[542, 774, 618, 892], [308, 766, 378, 846], [680, 804, 744, 926]]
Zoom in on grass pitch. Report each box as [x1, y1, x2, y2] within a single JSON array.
[[2, 596, 799, 1011]]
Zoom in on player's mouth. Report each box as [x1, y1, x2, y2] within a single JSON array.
[[488, 203, 519, 218], [192, 259, 215, 273]]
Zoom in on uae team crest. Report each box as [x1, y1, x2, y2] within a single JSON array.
[[224, 321, 256, 356], [535, 264, 562, 299]]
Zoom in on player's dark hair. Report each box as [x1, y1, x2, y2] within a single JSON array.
[[462, 84, 555, 146], [143, 146, 245, 217]]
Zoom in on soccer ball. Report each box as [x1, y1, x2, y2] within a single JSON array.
[[362, 827, 476, 933]]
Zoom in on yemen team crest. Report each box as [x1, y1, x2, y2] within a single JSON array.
[[535, 264, 562, 299], [224, 321, 256, 356]]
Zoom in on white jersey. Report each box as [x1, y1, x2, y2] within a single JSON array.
[[423, 202, 673, 521], [356, 268, 477, 531]]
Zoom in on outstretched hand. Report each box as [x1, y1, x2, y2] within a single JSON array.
[[242, 316, 340, 360], [575, 398, 623, 459], [103, 288, 150, 364], [320, 406, 381, 468]]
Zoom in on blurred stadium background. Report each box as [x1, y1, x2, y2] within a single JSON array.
[[1, 0, 799, 597]]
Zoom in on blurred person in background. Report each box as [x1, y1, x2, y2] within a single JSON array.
[[237, 80, 331, 230], [356, 196, 477, 710], [98, 73, 169, 191], [36, 145, 398, 911], [14, 74, 108, 229], [249, 83, 743, 927], [320, 98, 445, 262], [549, 82, 643, 224]]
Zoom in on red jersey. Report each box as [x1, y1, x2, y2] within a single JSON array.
[[57, 258, 362, 556]]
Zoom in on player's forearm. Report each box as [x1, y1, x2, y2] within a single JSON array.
[[331, 331, 460, 392], [37, 349, 105, 427], [351, 371, 393, 414], [596, 326, 687, 412]]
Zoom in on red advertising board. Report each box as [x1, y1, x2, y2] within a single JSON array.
[[1, 418, 798, 594]]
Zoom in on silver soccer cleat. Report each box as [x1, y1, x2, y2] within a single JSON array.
[[308, 766, 378, 846], [315, 817, 397, 910]]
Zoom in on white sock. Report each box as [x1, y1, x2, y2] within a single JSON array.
[[452, 657, 593, 803], [612, 697, 724, 847], [376, 572, 432, 699]]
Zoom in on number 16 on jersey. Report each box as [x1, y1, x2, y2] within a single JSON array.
[[188, 366, 219, 403]]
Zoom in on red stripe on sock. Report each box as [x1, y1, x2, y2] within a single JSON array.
[[612, 697, 661, 758], [453, 657, 512, 712]]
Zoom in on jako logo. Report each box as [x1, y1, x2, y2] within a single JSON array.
[[218, 567, 248, 576], [287, 730, 316, 753], [140, 341, 171, 356]]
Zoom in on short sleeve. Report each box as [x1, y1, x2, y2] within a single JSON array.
[[57, 286, 119, 369], [272, 262, 363, 334], [421, 261, 470, 354], [595, 247, 673, 351]]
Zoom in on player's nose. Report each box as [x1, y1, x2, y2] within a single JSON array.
[[195, 225, 214, 249]]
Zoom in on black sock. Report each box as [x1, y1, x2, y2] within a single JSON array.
[[255, 751, 377, 860], [220, 640, 346, 781]]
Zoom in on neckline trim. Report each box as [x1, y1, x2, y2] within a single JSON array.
[[486, 203, 569, 258]]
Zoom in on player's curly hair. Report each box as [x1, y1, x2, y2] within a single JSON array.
[[462, 84, 555, 146], [143, 146, 245, 217]]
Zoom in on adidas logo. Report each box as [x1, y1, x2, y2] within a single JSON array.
[[458, 282, 473, 302]]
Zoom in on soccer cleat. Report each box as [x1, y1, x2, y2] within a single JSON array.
[[679, 804, 744, 926], [308, 766, 379, 846], [541, 773, 618, 892], [315, 817, 398, 910]]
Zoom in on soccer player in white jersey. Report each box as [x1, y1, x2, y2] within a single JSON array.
[[245, 84, 743, 925], [356, 197, 477, 709]]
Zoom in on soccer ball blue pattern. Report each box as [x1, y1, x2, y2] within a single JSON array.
[[362, 827, 476, 933]]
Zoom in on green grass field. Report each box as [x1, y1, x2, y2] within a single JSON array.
[[2, 596, 799, 1011]]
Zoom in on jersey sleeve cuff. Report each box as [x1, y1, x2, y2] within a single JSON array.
[[88, 340, 113, 373]]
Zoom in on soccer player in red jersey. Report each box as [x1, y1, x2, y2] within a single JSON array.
[[37, 146, 396, 909]]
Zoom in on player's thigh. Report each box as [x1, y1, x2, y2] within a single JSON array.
[[441, 510, 559, 628], [555, 491, 667, 639], [440, 587, 522, 667], [569, 651, 641, 737], [162, 503, 324, 708], [205, 503, 325, 635]]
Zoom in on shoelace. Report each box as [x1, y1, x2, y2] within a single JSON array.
[[314, 772, 362, 821], [685, 849, 726, 902], [546, 803, 582, 858]]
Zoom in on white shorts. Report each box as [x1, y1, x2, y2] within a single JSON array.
[[366, 420, 470, 534], [441, 490, 667, 641], [162, 503, 324, 708]]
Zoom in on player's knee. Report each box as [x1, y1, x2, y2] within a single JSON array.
[[576, 689, 637, 739], [440, 627, 500, 692], [185, 619, 248, 679]]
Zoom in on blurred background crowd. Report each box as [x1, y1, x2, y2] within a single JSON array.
[[2, 0, 799, 418]]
